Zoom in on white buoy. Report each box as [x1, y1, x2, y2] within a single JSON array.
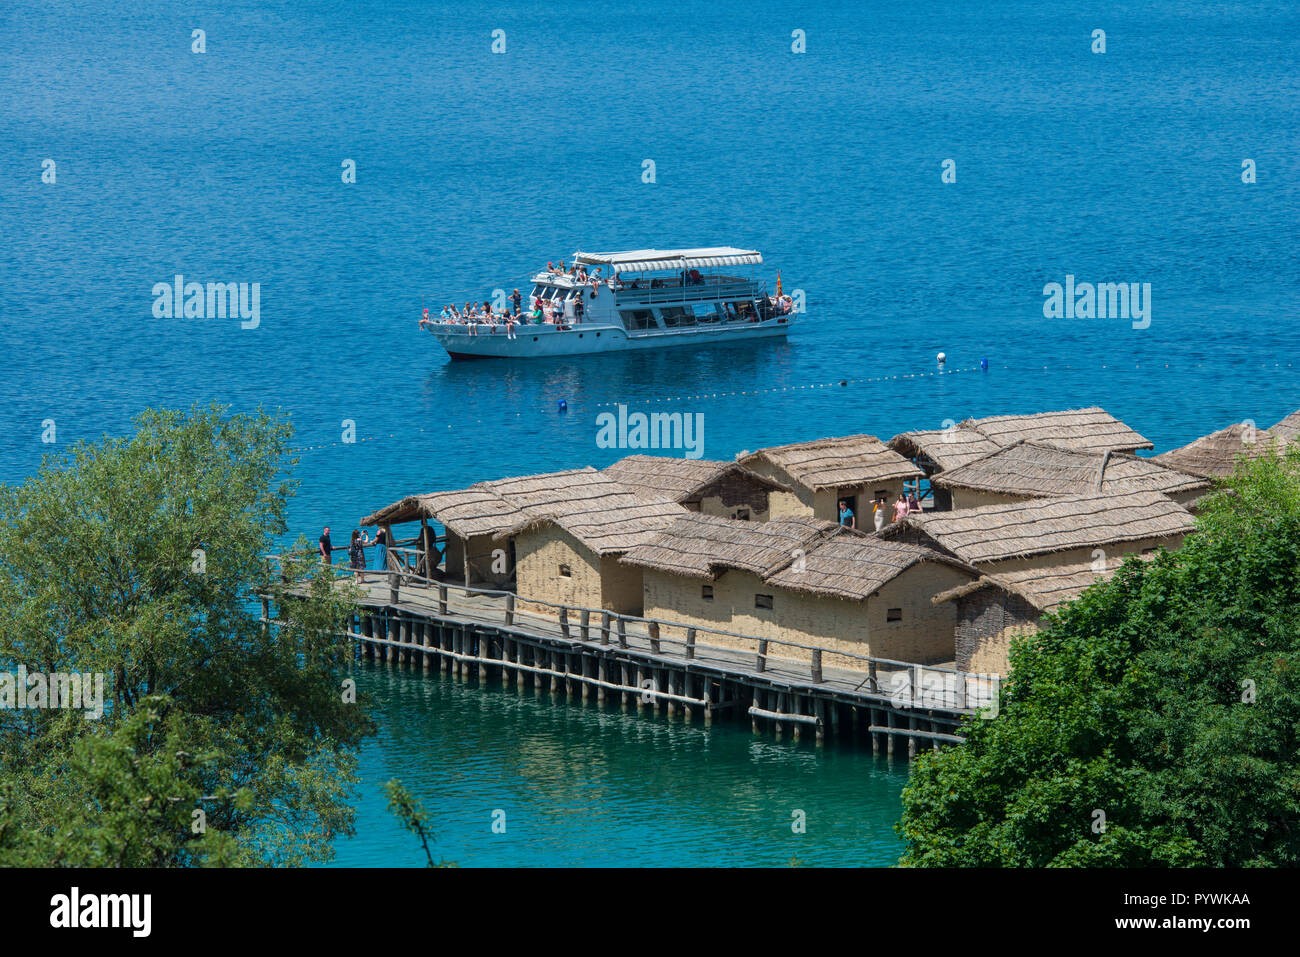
[[937, 352, 947, 364]]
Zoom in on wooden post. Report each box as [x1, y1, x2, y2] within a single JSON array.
[[559, 606, 570, 640], [597, 657, 607, 702], [685, 627, 696, 660], [580, 609, 590, 641], [868, 660, 879, 693], [756, 639, 768, 673], [389, 569, 399, 605], [438, 584, 448, 615], [599, 612, 611, 645], [648, 621, 660, 655], [616, 617, 627, 649], [810, 649, 823, 683], [505, 593, 515, 626]]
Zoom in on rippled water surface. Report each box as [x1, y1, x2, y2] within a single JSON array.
[[2, 0, 1297, 865]]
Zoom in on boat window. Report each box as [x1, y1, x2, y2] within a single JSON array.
[[731, 301, 756, 321], [619, 309, 656, 331], [659, 306, 694, 328], [691, 303, 720, 322]]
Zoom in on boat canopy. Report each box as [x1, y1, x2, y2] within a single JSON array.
[[572, 247, 762, 272]]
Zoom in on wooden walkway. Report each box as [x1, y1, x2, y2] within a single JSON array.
[[316, 574, 1000, 755]]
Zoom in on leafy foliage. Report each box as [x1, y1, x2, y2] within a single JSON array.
[[0, 406, 373, 866], [899, 445, 1300, 867], [384, 779, 454, 867]]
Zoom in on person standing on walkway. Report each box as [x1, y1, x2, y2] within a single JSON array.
[[893, 493, 909, 524], [319, 526, 333, 565], [872, 499, 886, 532], [373, 525, 388, 577], [349, 529, 368, 582]]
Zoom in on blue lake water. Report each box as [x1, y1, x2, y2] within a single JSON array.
[[2, 0, 1297, 865]]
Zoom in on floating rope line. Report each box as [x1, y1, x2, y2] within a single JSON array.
[[289, 360, 1296, 454], [594, 364, 986, 407]]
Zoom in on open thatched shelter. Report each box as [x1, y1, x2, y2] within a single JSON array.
[[600, 455, 786, 521], [624, 514, 977, 663], [738, 433, 924, 523], [932, 440, 1210, 510], [960, 406, 1153, 454], [361, 467, 682, 588], [881, 489, 1194, 574], [1155, 423, 1284, 479]]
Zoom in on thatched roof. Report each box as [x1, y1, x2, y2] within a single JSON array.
[[623, 513, 974, 600], [931, 558, 1131, 613], [1270, 410, 1300, 443], [886, 490, 1194, 565], [363, 467, 685, 553], [766, 536, 977, 601], [503, 494, 688, 556], [361, 468, 599, 532], [961, 407, 1153, 453], [621, 514, 837, 579], [933, 440, 1208, 498], [1153, 424, 1283, 479], [886, 429, 1003, 472], [600, 455, 786, 502], [738, 434, 923, 490]]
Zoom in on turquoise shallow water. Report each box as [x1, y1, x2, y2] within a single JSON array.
[[332, 662, 909, 868], [2, 0, 1297, 865]]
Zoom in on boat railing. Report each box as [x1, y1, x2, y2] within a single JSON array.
[[616, 279, 759, 305], [265, 549, 1001, 715]]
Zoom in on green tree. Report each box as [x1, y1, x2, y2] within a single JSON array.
[[0, 405, 373, 866], [898, 445, 1300, 867]]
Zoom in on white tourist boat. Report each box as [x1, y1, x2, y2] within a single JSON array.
[[421, 247, 794, 359]]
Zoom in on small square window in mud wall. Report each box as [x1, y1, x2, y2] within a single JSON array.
[[559, 564, 572, 577]]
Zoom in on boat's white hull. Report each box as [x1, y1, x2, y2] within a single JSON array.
[[428, 319, 791, 359]]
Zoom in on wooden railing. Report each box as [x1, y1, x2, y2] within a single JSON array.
[[266, 552, 1000, 715]]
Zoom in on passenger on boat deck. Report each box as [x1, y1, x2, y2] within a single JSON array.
[[574, 293, 585, 323], [531, 301, 543, 322], [505, 312, 517, 339], [419, 307, 430, 328], [510, 288, 522, 314]]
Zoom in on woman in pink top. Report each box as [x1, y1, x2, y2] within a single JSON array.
[[893, 494, 909, 523]]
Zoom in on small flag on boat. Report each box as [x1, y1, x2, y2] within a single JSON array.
[[776, 271, 782, 297]]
